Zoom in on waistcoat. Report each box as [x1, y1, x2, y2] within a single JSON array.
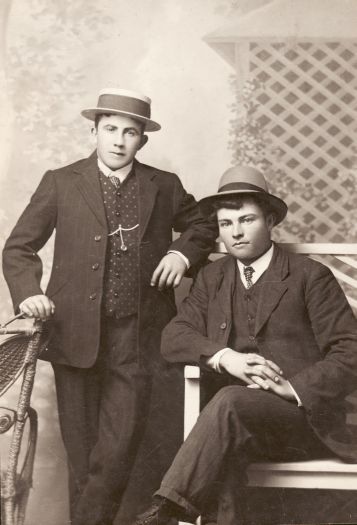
[[99, 169, 139, 318], [228, 266, 268, 353]]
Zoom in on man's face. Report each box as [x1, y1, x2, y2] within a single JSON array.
[[217, 199, 274, 264], [94, 114, 147, 170]]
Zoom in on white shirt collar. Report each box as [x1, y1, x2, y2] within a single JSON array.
[[97, 157, 133, 183], [237, 243, 274, 288]]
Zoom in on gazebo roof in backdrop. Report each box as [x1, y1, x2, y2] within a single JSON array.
[[204, 0, 357, 68]]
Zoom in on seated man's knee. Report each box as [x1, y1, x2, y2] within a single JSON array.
[[205, 385, 246, 414]]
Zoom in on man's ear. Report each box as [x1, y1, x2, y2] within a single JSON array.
[[138, 134, 149, 150], [266, 213, 276, 231]]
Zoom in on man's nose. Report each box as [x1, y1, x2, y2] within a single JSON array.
[[114, 132, 125, 146], [232, 223, 243, 238]]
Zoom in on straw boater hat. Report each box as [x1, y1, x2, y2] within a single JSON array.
[[81, 88, 161, 132], [199, 165, 288, 225]]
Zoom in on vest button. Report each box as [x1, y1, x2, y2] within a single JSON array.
[[94, 235, 102, 242], [92, 263, 99, 270], [114, 291, 119, 298], [89, 293, 97, 300], [115, 251, 121, 256], [116, 191, 121, 197], [115, 211, 121, 217], [220, 322, 227, 330]]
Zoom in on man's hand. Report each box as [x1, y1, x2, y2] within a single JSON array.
[[19, 295, 55, 321], [220, 350, 283, 387], [151, 253, 187, 291], [247, 375, 296, 402]]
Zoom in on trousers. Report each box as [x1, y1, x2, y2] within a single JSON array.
[[52, 315, 151, 525], [157, 385, 330, 525]]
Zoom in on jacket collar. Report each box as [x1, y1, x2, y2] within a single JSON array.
[[134, 159, 159, 240], [74, 151, 107, 228], [254, 244, 289, 335]]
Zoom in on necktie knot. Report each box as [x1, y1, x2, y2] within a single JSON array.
[[243, 266, 255, 289], [109, 175, 120, 188]]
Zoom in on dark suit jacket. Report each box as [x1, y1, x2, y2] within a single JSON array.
[[2, 152, 217, 368], [161, 245, 357, 461]]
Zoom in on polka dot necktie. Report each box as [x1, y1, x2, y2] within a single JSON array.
[[243, 266, 255, 289]]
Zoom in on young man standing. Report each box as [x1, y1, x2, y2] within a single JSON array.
[[133, 165, 357, 525], [2, 88, 217, 525]]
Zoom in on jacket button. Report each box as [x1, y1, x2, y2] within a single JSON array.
[[249, 335, 255, 341], [220, 322, 227, 330], [89, 293, 97, 300], [92, 263, 99, 270], [94, 235, 102, 242]]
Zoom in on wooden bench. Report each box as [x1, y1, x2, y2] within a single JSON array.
[[181, 243, 357, 524]]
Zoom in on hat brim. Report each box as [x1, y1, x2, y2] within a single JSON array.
[[199, 189, 288, 225], [81, 108, 161, 132]]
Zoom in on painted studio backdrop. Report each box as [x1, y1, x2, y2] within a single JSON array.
[[0, 1, 356, 524]]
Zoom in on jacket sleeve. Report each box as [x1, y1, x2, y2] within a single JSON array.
[[2, 171, 57, 312], [168, 174, 218, 268], [290, 263, 357, 409], [161, 268, 226, 364]]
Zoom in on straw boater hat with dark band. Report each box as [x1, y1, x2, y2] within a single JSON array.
[[81, 88, 161, 132], [199, 165, 288, 225]]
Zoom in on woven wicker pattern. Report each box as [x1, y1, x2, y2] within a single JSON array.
[[0, 336, 31, 398], [249, 41, 357, 241]]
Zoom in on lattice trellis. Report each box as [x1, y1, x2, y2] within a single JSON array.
[[248, 41, 357, 242]]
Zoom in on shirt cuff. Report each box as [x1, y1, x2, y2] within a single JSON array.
[[287, 381, 303, 407], [206, 348, 231, 373], [167, 250, 190, 269]]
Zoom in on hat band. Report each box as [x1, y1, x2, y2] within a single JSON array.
[[218, 182, 267, 193], [97, 94, 151, 119]]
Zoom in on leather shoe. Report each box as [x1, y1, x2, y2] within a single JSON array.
[[132, 496, 195, 525]]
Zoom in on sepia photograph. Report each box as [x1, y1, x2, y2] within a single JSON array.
[[0, 1, 357, 524]]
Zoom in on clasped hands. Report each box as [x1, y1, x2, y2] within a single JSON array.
[[220, 349, 296, 402]]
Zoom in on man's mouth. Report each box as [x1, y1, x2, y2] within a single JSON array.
[[233, 241, 248, 247], [110, 151, 125, 156]]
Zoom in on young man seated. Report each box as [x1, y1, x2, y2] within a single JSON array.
[[132, 165, 357, 525]]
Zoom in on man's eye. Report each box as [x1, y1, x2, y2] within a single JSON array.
[[126, 129, 138, 137], [242, 217, 254, 223], [219, 222, 229, 228], [106, 127, 116, 132]]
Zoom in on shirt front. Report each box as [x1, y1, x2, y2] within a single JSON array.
[[237, 243, 274, 288], [97, 157, 133, 183]]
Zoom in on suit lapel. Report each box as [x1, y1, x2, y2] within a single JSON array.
[[135, 160, 159, 240], [73, 151, 107, 228], [254, 245, 289, 335], [216, 256, 237, 323]]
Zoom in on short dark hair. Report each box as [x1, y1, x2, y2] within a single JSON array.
[[94, 113, 145, 134], [211, 194, 277, 224]]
